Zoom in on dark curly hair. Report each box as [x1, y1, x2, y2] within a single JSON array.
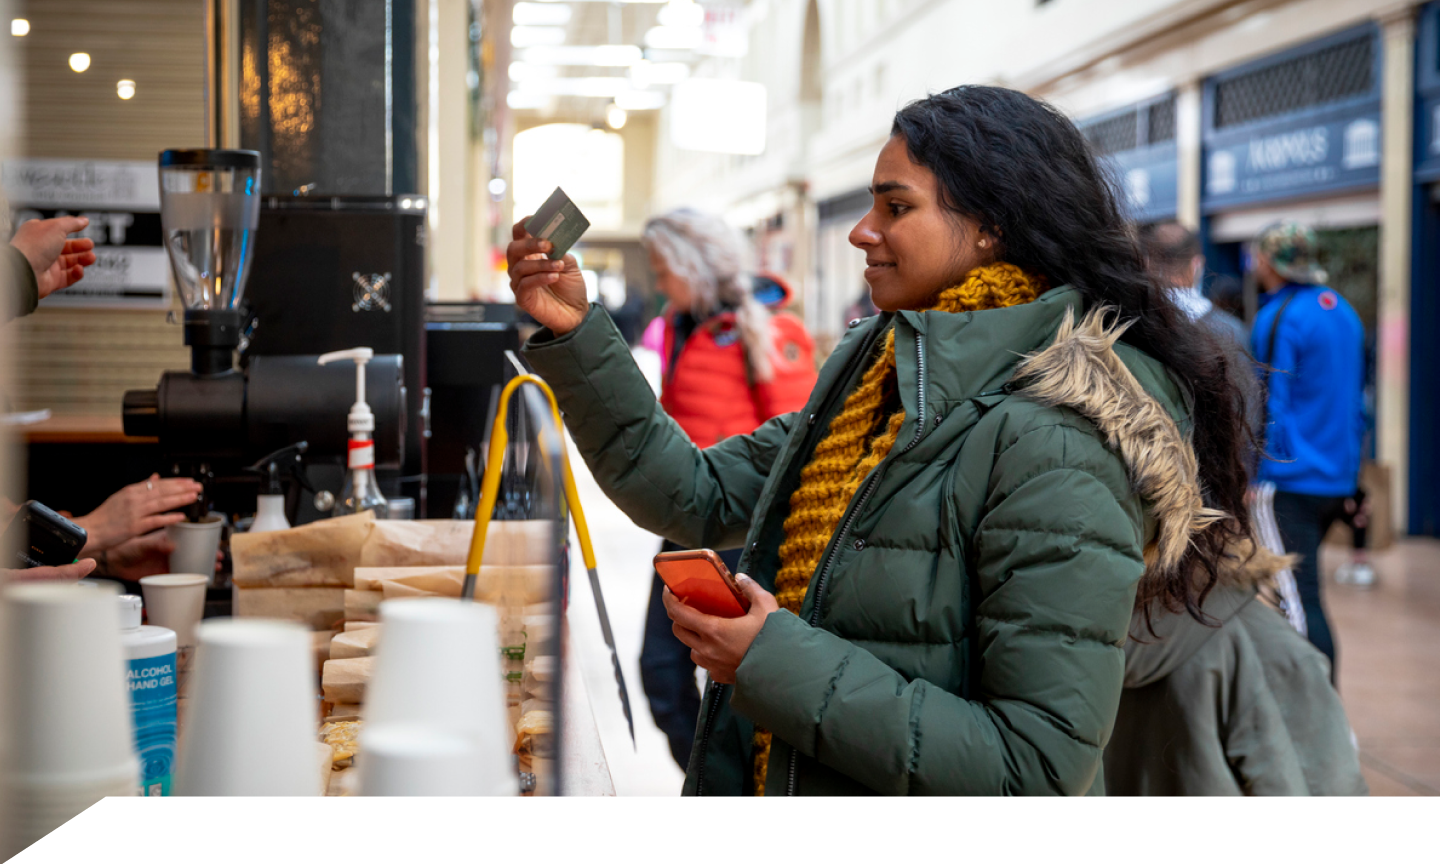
[[892, 85, 1254, 622]]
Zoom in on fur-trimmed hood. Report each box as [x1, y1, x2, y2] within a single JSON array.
[[1011, 307, 1299, 681], [1010, 307, 1225, 586]]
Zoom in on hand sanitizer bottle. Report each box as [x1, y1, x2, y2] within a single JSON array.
[[318, 348, 389, 519], [118, 594, 178, 796]]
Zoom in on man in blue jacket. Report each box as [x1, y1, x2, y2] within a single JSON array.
[[1248, 221, 1364, 680]]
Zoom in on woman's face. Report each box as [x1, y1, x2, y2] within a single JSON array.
[[649, 248, 693, 312], [849, 136, 995, 312]]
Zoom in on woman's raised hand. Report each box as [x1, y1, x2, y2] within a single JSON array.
[[508, 218, 589, 335]]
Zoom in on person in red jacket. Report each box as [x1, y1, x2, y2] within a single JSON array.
[[638, 209, 817, 767]]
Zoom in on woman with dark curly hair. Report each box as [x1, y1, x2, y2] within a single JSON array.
[[509, 85, 1255, 795]]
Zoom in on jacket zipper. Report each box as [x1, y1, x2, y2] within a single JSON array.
[[787, 330, 928, 796], [694, 324, 884, 796], [694, 681, 724, 795]]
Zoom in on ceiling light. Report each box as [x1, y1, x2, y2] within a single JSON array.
[[513, 2, 572, 26], [516, 77, 632, 97], [629, 61, 689, 87], [606, 104, 628, 130], [644, 26, 700, 51], [671, 79, 766, 155], [658, 0, 704, 28], [69, 52, 91, 73], [488, 178, 508, 198], [116, 79, 136, 100], [507, 91, 554, 110], [509, 62, 561, 82], [11, 18, 29, 37], [511, 26, 567, 48], [520, 45, 644, 66], [615, 90, 667, 111]]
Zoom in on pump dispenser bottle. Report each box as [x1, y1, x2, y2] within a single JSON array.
[[118, 594, 178, 796], [318, 348, 388, 519]]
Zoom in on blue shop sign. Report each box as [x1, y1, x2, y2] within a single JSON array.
[[1104, 142, 1178, 223], [1202, 104, 1381, 211], [1416, 95, 1440, 184]]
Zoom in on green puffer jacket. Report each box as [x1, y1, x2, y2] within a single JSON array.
[[1106, 567, 1367, 796], [524, 286, 1215, 795]]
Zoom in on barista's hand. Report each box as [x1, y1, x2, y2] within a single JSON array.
[[10, 216, 98, 299], [76, 474, 203, 555], [663, 575, 779, 685], [93, 530, 179, 580], [2, 558, 97, 583], [507, 218, 588, 335]]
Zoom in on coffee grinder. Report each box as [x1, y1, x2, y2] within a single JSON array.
[[124, 149, 406, 524]]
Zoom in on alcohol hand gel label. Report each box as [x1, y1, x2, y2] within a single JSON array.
[[127, 652, 178, 796]]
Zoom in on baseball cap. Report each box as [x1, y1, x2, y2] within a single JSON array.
[[1252, 221, 1328, 285]]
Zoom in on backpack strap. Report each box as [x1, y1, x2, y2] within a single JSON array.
[[1261, 290, 1299, 427]]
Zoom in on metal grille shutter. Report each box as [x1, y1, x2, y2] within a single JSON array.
[[1214, 32, 1374, 129], [1078, 93, 1175, 157], [1147, 94, 1176, 144], [8, 0, 203, 416], [1083, 110, 1139, 157]]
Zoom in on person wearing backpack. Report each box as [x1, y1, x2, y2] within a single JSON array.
[[1248, 221, 1365, 680]]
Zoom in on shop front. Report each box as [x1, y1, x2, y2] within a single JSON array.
[[1077, 92, 1180, 226], [1410, 1, 1440, 535], [1200, 23, 1383, 457]]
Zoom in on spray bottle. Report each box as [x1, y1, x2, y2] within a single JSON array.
[[318, 348, 389, 518], [244, 441, 314, 532]]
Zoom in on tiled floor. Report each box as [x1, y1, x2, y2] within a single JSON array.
[[1325, 539, 1440, 796]]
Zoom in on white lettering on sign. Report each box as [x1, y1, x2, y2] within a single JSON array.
[[2, 159, 159, 210], [1342, 119, 1380, 170], [1246, 126, 1328, 173], [37, 248, 169, 306], [1125, 168, 1151, 209], [1208, 150, 1237, 196]]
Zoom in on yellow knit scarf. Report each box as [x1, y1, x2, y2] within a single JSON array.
[[751, 262, 1044, 795]]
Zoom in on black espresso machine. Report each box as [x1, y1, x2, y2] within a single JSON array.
[[123, 150, 411, 525]]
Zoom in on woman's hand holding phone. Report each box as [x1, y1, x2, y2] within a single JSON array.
[[663, 575, 779, 685], [507, 218, 589, 335]]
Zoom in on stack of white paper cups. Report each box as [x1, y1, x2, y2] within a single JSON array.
[[1, 585, 138, 855], [175, 619, 319, 796], [359, 598, 516, 796], [358, 726, 488, 795]]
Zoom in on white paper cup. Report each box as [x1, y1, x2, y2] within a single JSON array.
[[357, 724, 491, 796], [366, 598, 516, 794], [138, 574, 208, 650], [175, 619, 318, 796], [166, 514, 224, 583], [1, 584, 139, 852]]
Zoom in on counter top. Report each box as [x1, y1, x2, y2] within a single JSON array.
[[19, 414, 157, 445]]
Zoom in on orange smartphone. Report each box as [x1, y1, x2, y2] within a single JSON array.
[[654, 549, 751, 618]]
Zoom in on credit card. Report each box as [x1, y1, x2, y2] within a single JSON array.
[[525, 187, 591, 260]]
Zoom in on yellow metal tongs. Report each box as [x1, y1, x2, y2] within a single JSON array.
[[462, 373, 636, 746]]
